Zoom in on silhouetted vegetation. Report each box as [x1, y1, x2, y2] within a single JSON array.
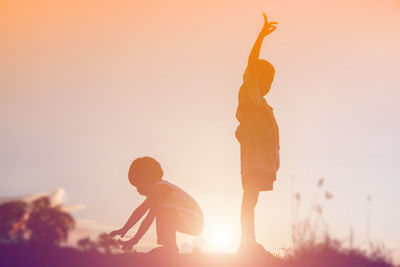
[[290, 178, 334, 250], [0, 200, 28, 242], [77, 237, 98, 251], [77, 232, 124, 253], [0, 196, 74, 246], [280, 178, 393, 267], [0, 241, 394, 267], [0, 188, 394, 266]]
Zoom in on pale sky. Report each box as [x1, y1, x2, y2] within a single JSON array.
[[1, 0, 400, 262]]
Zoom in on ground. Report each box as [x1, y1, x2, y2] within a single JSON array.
[[0, 243, 393, 267]]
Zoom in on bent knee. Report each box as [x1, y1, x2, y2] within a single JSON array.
[[179, 215, 204, 236], [191, 218, 204, 235]]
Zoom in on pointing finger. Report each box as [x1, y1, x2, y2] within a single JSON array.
[[263, 13, 268, 23]]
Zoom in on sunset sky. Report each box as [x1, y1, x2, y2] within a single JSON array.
[[1, 0, 400, 262]]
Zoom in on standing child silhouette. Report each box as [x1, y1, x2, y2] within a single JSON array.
[[235, 13, 280, 254], [110, 157, 204, 254]]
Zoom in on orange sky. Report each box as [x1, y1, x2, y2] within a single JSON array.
[[1, 0, 400, 262]]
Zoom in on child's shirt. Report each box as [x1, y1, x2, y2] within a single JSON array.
[[149, 180, 203, 221], [235, 82, 280, 176]]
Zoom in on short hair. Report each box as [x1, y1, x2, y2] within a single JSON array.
[[128, 157, 164, 186]]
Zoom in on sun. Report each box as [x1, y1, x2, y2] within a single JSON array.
[[206, 224, 236, 253]]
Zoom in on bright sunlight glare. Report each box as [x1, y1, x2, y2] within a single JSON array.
[[206, 223, 236, 253]]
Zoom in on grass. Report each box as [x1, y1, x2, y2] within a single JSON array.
[[0, 241, 393, 267], [0, 179, 394, 266]]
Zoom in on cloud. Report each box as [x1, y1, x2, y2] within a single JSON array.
[[48, 188, 87, 211], [0, 193, 44, 204], [62, 204, 87, 212], [75, 219, 114, 234], [48, 188, 67, 206], [0, 187, 86, 211]]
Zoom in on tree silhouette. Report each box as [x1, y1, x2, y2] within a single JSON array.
[[0, 201, 28, 242], [25, 196, 75, 246]]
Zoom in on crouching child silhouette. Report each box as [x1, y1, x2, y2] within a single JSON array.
[[110, 156, 204, 254]]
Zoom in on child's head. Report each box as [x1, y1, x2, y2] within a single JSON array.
[[244, 59, 275, 96], [128, 156, 164, 196]]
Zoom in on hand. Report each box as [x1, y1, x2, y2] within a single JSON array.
[[109, 228, 127, 238], [259, 13, 278, 37], [121, 238, 137, 251]]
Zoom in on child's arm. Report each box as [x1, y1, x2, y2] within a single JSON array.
[[110, 199, 150, 237], [242, 13, 277, 106], [248, 13, 277, 66], [122, 208, 156, 250], [121, 184, 172, 250]]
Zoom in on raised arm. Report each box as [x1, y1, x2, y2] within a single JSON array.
[[248, 13, 278, 66]]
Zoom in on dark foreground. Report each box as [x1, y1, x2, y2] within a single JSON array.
[[0, 243, 393, 267]]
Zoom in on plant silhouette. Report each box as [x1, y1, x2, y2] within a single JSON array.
[[0, 201, 28, 242], [26, 196, 75, 246], [0, 196, 74, 246]]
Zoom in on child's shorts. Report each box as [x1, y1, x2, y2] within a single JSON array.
[[240, 142, 278, 192], [155, 207, 203, 245]]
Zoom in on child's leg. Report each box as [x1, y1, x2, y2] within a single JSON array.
[[155, 208, 178, 247], [176, 213, 203, 236], [240, 188, 260, 244]]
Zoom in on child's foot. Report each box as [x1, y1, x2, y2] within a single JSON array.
[[237, 242, 275, 264], [148, 245, 179, 256], [237, 241, 271, 256]]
